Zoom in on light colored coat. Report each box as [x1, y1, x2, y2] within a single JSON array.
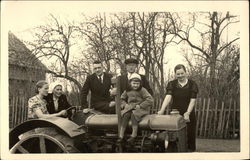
[[120, 87, 153, 121]]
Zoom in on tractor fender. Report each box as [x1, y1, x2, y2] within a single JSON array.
[[9, 117, 86, 148]]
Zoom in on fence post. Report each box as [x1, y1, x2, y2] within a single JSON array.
[[232, 100, 236, 138], [14, 96, 19, 128], [200, 98, 206, 137], [204, 98, 210, 138], [221, 101, 226, 138], [208, 98, 213, 138], [217, 101, 224, 137], [196, 98, 201, 137], [10, 96, 14, 128], [21, 96, 25, 123], [224, 98, 232, 138], [24, 96, 27, 121], [213, 99, 218, 137], [18, 97, 21, 125]]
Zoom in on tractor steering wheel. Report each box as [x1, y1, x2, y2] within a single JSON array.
[[66, 106, 77, 120]]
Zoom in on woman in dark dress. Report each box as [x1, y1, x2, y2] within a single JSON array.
[[44, 81, 71, 118], [158, 64, 198, 152]]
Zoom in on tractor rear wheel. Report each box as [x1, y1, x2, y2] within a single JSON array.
[[10, 133, 79, 153], [11, 134, 67, 153]]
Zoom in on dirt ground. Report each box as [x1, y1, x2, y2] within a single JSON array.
[[196, 138, 240, 152]]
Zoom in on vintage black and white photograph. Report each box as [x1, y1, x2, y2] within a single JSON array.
[[1, 1, 249, 160]]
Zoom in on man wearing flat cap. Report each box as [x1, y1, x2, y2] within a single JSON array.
[[118, 58, 153, 96]]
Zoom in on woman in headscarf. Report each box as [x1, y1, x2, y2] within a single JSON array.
[[44, 81, 72, 118]]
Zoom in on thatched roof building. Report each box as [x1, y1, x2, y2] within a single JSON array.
[[9, 31, 47, 83], [8, 32, 48, 128]]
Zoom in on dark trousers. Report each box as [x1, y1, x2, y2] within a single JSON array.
[[92, 101, 115, 114], [186, 113, 196, 151]]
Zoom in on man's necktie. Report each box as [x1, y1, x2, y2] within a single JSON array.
[[98, 75, 102, 83]]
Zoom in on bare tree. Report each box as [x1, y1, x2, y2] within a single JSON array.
[[169, 12, 239, 98], [216, 44, 239, 99], [27, 14, 84, 105], [78, 13, 117, 73], [110, 12, 135, 74], [129, 13, 175, 107]]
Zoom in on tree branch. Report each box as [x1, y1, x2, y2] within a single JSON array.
[[217, 37, 240, 56]]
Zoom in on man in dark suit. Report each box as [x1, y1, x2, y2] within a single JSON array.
[[81, 61, 116, 114], [118, 58, 153, 96]]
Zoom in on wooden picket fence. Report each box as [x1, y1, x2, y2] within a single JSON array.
[[9, 95, 29, 129], [195, 98, 240, 139]]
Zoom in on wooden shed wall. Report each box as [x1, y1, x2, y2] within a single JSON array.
[[9, 64, 46, 128]]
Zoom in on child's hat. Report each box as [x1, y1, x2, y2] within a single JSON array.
[[128, 73, 141, 81]]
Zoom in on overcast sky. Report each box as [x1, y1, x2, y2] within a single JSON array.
[[2, 1, 241, 76]]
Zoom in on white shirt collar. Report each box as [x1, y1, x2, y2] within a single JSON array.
[[178, 79, 188, 87], [96, 73, 104, 78], [127, 72, 133, 79], [53, 95, 59, 101]]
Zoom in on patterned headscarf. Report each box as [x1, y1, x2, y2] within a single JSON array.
[[48, 81, 64, 93]]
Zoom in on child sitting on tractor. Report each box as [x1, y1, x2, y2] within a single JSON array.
[[117, 73, 153, 143]]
